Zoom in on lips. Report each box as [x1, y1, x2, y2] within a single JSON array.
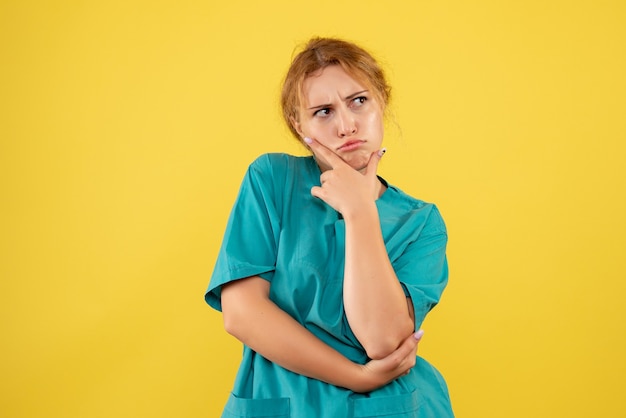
[[337, 140, 365, 151]]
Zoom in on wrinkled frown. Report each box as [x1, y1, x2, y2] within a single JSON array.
[[294, 65, 384, 172]]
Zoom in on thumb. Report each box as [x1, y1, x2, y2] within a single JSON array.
[[365, 147, 386, 177]]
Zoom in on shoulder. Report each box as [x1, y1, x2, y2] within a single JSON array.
[[248, 153, 312, 176], [242, 154, 315, 205]]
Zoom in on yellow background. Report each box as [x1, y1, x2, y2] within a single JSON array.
[[2, 1, 625, 417]]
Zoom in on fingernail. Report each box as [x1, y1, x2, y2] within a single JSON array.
[[413, 330, 425, 340], [377, 147, 387, 158], [304, 137, 313, 144]]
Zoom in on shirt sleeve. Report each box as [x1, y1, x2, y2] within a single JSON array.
[[392, 205, 449, 330], [205, 155, 282, 311]]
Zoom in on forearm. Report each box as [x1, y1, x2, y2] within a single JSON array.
[[221, 276, 364, 390], [343, 202, 415, 359]]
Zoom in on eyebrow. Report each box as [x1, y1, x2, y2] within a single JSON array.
[[308, 90, 369, 110]]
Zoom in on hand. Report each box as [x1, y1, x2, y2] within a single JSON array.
[[350, 330, 424, 393], [304, 137, 384, 217]]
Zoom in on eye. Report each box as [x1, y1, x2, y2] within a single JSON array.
[[351, 96, 367, 107], [313, 108, 331, 118]]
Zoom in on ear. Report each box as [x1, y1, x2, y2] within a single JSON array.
[[290, 117, 305, 139]]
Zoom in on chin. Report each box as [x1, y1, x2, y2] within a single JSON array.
[[346, 156, 370, 172]]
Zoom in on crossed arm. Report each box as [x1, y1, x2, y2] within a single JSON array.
[[308, 138, 415, 359], [222, 277, 419, 393], [221, 140, 419, 392]]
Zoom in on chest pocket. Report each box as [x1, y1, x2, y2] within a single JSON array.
[[351, 390, 420, 418], [222, 393, 290, 418]]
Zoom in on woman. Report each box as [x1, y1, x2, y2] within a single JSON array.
[[205, 37, 453, 417]]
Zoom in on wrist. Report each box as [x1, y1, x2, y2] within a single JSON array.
[[342, 201, 378, 224], [344, 363, 380, 393]]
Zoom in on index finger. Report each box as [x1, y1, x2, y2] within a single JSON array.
[[304, 137, 348, 169]]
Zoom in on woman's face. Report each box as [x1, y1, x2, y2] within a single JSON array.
[[294, 65, 384, 172]]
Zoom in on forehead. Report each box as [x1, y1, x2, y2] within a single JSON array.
[[302, 65, 367, 105]]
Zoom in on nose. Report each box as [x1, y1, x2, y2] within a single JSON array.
[[337, 109, 357, 137]]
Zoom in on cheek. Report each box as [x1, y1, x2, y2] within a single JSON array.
[[303, 121, 332, 142], [365, 111, 384, 139]]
